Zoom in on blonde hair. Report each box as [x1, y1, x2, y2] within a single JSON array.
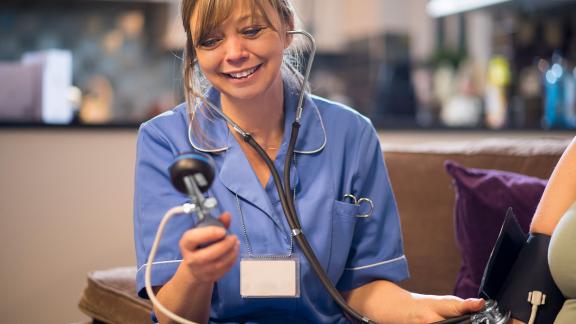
[[180, 0, 307, 147]]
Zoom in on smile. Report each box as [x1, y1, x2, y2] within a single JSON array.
[[224, 65, 261, 79]]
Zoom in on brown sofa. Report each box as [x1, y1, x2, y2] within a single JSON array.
[[383, 137, 570, 295], [78, 136, 571, 323]]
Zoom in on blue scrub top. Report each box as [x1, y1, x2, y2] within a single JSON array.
[[134, 78, 409, 323]]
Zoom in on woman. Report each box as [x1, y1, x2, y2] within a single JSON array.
[[134, 0, 484, 322], [530, 137, 576, 324], [530, 136, 576, 236]]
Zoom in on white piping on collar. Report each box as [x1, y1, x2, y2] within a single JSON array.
[[294, 100, 326, 154], [188, 121, 229, 153], [187, 95, 327, 154]]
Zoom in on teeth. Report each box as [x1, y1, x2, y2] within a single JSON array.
[[229, 66, 257, 79]]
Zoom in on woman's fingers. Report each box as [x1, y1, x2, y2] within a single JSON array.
[[181, 224, 224, 247], [180, 228, 237, 259], [179, 212, 233, 252], [190, 235, 239, 264], [458, 298, 484, 314], [185, 238, 240, 282], [437, 297, 485, 321], [177, 213, 240, 282], [211, 240, 240, 272], [421, 296, 485, 322]]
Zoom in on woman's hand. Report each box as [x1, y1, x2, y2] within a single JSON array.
[[345, 280, 486, 323], [178, 212, 240, 283], [410, 294, 485, 322], [153, 213, 239, 323]]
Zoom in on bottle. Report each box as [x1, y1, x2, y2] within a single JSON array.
[[516, 59, 544, 128], [543, 53, 569, 129], [485, 55, 511, 129], [563, 67, 576, 128]]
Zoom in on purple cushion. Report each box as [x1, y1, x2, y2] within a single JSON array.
[[444, 160, 547, 298]]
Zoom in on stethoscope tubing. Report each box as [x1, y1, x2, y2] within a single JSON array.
[[197, 30, 373, 323], [243, 122, 373, 324], [286, 30, 316, 122]]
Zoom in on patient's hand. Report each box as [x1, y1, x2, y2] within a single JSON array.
[[510, 318, 525, 324]]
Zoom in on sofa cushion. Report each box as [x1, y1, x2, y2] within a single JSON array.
[[444, 160, 547, 298], [78, 267, 152, 324]]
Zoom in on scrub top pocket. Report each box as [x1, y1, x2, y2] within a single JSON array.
[[328, 199, 361, 281]]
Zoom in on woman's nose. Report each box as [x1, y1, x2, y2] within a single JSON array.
[[224, 37, 249, 64]]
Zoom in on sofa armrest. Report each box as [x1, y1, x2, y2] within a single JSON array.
[[78, 267, 151, 324]]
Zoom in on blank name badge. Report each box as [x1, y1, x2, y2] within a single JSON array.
[[240, 258, 300, 298]]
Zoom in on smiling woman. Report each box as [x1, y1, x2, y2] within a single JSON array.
[[132, 0, 485, 323], [180, 0, 303, 188], [192, 1, 288, 106], [181, 0, 303, 156]]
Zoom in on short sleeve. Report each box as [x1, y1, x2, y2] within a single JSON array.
[[133, 122, 195, 298], [336, 123, 410, 291]]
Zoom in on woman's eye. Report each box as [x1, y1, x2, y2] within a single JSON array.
[[242, 26, 266, 38], [198, 37, 221, 48]]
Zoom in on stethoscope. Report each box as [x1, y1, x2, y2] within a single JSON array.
[[144, 29, 373, 324], [189, 30, 374, 324], [145, 30, 504, 324]]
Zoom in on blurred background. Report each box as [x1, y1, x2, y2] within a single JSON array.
[[0, 1, 575, 323], [1, 0, 575, 129]]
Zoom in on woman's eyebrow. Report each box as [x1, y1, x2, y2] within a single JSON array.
[[237, 13, 266, 24]]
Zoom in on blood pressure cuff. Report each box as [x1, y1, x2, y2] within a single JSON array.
[[484, 232, 565, 323]]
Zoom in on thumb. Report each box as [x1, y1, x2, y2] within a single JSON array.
[[434, 297, 484, 318], [218, 212, 232, 229], [456, 298, 485, 314]]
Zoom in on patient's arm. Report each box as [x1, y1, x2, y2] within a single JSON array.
[[530, 137, 576, 235], [504, 137, 576, 324]]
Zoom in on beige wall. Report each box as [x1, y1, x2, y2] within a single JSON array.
[[0, 129, 138, 324], [0, 128, 573, 323]]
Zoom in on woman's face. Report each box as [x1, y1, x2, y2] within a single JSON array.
[[191, 1, 290, 103]]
